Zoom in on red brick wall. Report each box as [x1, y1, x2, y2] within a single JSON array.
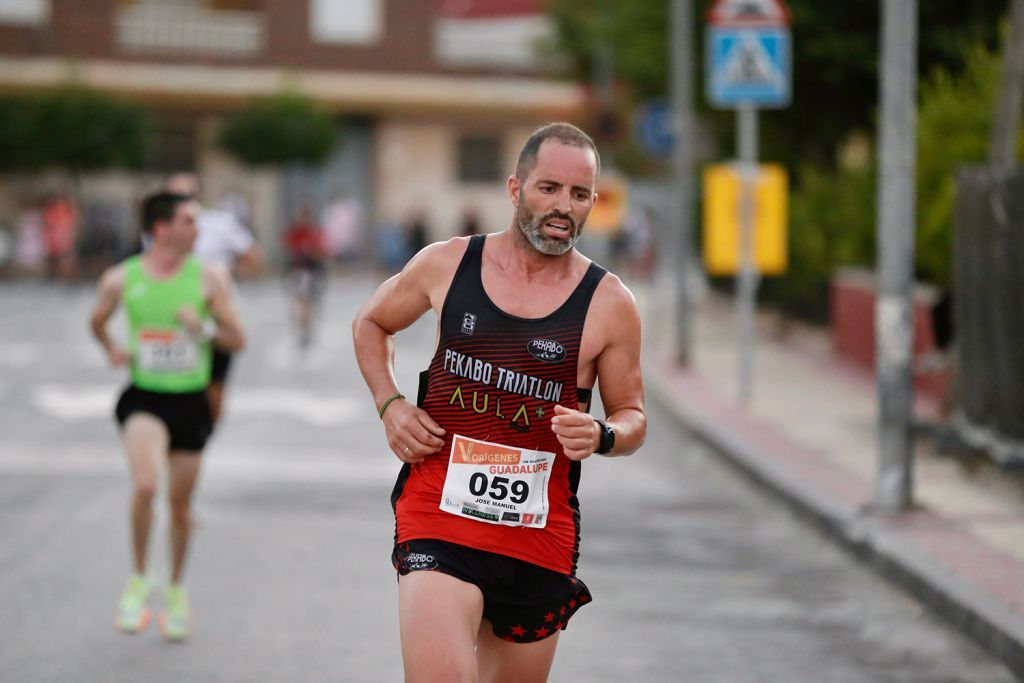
[[830, 269, 948, 401], [0, 0, 545, 76]]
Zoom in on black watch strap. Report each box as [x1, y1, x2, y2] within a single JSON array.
[[595, 419, 615, 454]]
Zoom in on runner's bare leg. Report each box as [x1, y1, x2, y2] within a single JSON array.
[[399, 571, 484, 682], [167, 452, 202, 584], [122, 414, 168, 575]]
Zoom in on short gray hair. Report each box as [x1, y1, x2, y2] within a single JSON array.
[[515, 122, 600, 180]]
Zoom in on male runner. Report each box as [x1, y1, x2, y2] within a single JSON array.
[[164, 172, 263, 424], [89, 191, 245, 641], [353, 122, 646, 682], [283, 205, 331, 349]]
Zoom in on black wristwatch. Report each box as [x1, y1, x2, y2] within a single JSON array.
[[595, 419, 616, 455]]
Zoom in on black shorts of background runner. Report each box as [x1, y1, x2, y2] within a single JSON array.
[[115, 385, 213, 452], [286, 265, 327, 302], [393, 539, 592, 643], [210, 348, 233, 383]]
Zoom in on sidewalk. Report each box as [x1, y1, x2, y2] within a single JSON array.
[[639, 285, 1024, 679]]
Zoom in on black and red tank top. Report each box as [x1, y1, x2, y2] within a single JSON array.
[[391, 234, 606, 574]]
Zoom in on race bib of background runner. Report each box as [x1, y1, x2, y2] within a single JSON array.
[[440, 434, 554, 528], [137, 329, 199, 373]]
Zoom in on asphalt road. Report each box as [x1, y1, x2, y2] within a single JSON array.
[[0, 275, 1016, 682]]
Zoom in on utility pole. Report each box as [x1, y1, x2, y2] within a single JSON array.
[[874, 0, 918, 512], [670, 0, 697, 366], [736, 103, 759, 402], [990, 0, 1024, 169]]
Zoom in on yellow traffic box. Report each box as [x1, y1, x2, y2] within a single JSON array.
[[586, 176, 628, 235], [703, 163, 788, 275]]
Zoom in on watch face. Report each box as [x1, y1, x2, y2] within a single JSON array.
[[598, 421, 615, 454]]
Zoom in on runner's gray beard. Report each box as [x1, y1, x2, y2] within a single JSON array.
[[516, 206, 582, 256]]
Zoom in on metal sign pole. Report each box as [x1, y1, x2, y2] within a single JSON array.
[[706, 0, 790, 402], [875, 0, 917, 512], [671, 0, 697, 367], [736, 103, 759, 402]]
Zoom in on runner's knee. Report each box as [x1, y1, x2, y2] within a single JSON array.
[[168, 499, 191, 526], [133, 480, 157, 500]]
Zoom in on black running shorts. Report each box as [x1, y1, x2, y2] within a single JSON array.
[[115, 385, 213, 452], [210, 348, 233, 383], [392, 539, 592, 643]]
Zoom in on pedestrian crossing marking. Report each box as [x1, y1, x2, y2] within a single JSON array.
[[29, 384, 367, 426], [722, 33, 784, 88], [707, 26, 791, 108]]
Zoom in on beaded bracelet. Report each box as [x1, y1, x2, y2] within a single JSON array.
[[378, 392, 405, 419]]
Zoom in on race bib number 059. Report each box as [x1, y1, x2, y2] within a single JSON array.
[[440, 434, 554, 528], [137, 329, 199, 373]]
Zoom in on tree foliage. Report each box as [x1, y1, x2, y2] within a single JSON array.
[[0, 86, 147, 174], [544, 0, 1006, 169], [765, 37, 1021, 319], [218, 92, 338, 166], [915, 41, 1024, 285]]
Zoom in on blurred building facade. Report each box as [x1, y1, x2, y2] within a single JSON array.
[[0, 0, 584, 263]]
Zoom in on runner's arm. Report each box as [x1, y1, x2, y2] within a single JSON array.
[[235, 243, 265, 278], [552, 277, 646, 460], [353, 241, 462, 462], [88, 265, 130, 367], [202, 265, 246, 352]]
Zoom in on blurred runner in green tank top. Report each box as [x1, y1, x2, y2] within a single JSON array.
[[89, 191, 246, 641]]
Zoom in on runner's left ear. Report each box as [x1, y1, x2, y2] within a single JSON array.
[[507, 175, 521, 206]]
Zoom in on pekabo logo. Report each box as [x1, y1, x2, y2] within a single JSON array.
[[527, 339, 566, 363], [462, 312, 477, 335], [404, 552, 438, 571]]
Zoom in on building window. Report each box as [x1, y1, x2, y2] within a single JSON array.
[[457, 136, 502, 183], [143, 119, 196, 174], [310, 0, 381, 45], [117, 0, 265, 58], [0, 0, 49, 25]]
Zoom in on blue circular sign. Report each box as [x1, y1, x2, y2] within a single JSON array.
[[633, 100, 675, 159]]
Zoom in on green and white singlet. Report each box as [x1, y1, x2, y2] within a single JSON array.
[[123, 255, 212, 393]]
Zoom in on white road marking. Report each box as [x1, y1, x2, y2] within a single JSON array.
[[28, 384, 367, 426], [0, 443, 398, 485], [30, 384, 117, 420], [0, 342, 41, 366], [226, 388, 363, 426]]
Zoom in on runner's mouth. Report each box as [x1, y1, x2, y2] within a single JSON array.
[[542, 218, 573, 236]]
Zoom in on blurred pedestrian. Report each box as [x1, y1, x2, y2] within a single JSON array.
[[283, 205, 330, 350], [14, 199, 46, 278], [352, 122, 647, 682], [322, 193, 364, 264], [460, 207, 483, 236], [78, 201, 125, 278], [41, 192, 79, 283], [405, 211, 429, 256], [375, 218, 408, 273], [88, 191, 245, 640], [164, 172, 263, 425]]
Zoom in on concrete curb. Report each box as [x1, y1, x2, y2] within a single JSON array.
[[647, 364, 1024, 680]]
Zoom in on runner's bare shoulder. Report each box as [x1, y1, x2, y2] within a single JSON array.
[[401, 235, 473, 299], [591, 271, 641, 338], [97, 262, 127, 294], [200, 262, 232, 296]]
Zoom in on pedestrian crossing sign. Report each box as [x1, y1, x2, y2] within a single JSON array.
[[707, 26, 791, 108]]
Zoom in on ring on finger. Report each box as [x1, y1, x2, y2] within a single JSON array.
[[402, 446, 410, 455]]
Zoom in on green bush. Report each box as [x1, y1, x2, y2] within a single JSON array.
[[0, 87, 147, 173], [765, 37, 1021, 319], [219, 92, 338, 166], [916, 41, 1024, 285], [762, 162, 876, 321]]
